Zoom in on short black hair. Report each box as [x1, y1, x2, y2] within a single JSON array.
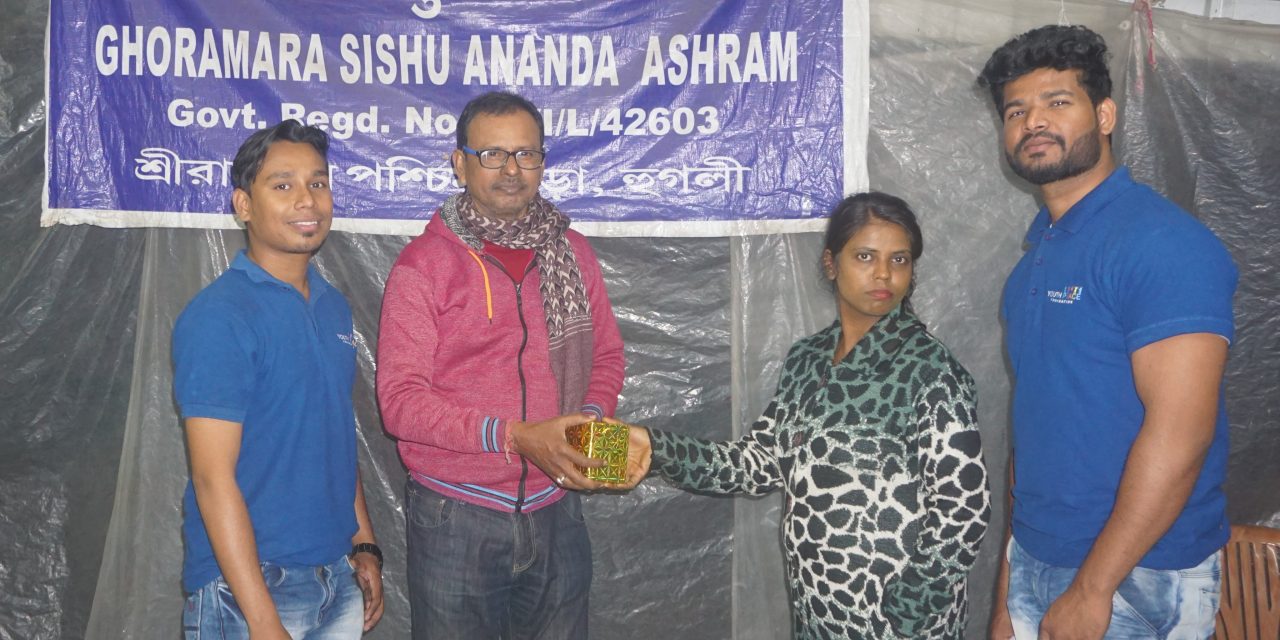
[[231, 119, 330, 191], [977, 24, 1112, 112], [456, 91, 545, 150]]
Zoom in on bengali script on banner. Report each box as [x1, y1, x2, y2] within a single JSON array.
[[45, 0, 868, 236]]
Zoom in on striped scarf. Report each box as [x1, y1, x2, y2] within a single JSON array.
[[440, 192, 595, 415]]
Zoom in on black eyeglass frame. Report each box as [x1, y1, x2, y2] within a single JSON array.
[[460, 145, 547, 170]]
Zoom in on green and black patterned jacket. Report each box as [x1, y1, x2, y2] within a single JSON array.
[[650, 304, 990, 639]]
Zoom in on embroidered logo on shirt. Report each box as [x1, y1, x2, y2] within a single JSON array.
[[1047, 285, 1084, 305], [337, 332, 356, 347]]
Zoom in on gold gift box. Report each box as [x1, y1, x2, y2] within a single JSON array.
[[565, 421, 629, 485]]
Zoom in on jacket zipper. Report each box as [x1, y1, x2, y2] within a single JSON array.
[[484, 254, 537, 513]]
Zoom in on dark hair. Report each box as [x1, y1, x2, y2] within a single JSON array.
[[977, 24, 1112, 112], [456, 91, 545, 149], [824, 191, 923, 262], [231, 119, 329, 191]]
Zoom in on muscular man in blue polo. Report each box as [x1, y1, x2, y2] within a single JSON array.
[[173, 120, 383, 639], [978, 26, 1237, 640]]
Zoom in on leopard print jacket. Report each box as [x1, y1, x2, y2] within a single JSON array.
[[650, 304, 990, 639]]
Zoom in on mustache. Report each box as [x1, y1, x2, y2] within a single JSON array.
[[1015, 131, 1065, 154]]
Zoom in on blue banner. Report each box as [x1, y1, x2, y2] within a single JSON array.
[[45, 0, 867, 236]]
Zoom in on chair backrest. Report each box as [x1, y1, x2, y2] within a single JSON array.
[[1215, 524, 1280, 640]]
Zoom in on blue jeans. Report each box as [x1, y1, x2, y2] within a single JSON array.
[[183, 554, 363, 639], [405, 478, 592, 640], [1007, 537, 1220, 639]]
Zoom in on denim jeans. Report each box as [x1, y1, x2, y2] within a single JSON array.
[[183, 554, 363, 639], [405, 478, 592, 640], [1007, 537, 1220, 639]]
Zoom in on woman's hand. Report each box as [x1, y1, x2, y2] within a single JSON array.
[[615, 424, 651, 490]]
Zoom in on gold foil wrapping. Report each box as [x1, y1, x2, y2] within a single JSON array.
[[565, 421, 629, 484]]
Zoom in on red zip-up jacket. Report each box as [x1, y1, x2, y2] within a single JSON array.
[[376, 212, 625, 513]]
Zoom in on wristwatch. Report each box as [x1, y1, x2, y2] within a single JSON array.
[[350, 542, 383, 569]]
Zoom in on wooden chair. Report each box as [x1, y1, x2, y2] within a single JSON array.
[[1215, 524, 1280, 640]]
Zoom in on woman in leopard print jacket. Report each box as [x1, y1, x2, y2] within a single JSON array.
[[629, 192, 991, 639]]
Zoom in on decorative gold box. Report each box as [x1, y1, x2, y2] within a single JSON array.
[[565, 421, 629, 484]]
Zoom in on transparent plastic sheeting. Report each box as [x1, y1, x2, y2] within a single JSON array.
[[0, 0, 1276, 638]]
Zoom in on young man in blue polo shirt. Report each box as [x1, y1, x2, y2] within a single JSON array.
[[173, 120, 384, 639], [978, 25, 1237, 640]]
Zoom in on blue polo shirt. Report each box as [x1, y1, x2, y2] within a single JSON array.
[[1003, 166, 1236, 570], [173, 251, 358, 592]]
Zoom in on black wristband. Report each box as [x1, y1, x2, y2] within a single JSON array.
[[350, 542, 383, 569]]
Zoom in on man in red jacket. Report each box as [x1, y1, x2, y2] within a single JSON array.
[[376, 91, 626, 639]]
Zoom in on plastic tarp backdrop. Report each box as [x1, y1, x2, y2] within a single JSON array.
[[0, 0, 1277, 639]]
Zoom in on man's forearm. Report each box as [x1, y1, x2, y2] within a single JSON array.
[[192, 475, 281, 631], [352, 474, 377, 546], [1071, 333, 1225, 598], [1039, 334, 1225, 640], [990, 455, 1015, 640], [995, 460, 1014, 606], [1067, 426, 1208, 597]]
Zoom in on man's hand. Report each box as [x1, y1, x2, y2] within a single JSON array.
[[990, 533, 1014, 640], [246, 621, 293, 640], [1038, 585, 1112, 640], [989, 600, 1015, 640], [511, 413, 604, 491], [349, 552, 384, 631]]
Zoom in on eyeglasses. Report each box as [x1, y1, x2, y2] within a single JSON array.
[[460, 145, 546, 170]]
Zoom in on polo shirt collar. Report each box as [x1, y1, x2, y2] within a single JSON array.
[[1024, 166, 1136, 243], [229, 250, 329, 300]]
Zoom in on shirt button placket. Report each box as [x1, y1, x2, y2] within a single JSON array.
[[1031, 231, 1053, 296]]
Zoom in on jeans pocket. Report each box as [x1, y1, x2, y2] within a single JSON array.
[[1112, 566, 1181, 636], [1111, 589, 1164, 635], [259, 562, 288, 588], [182, 591, 202, 639], [407, 481, 455, 530], [214, 577, 242, 614], [1195, 586, 1221, 636], [558, 492, 586, 524]]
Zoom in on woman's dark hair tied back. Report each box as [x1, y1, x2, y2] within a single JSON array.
[[823, 191, 923, 262]]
